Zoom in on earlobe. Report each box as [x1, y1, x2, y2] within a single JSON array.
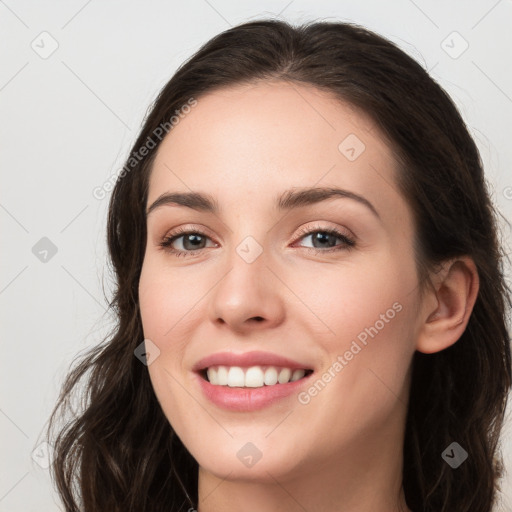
[[416, 257, 479, 354]]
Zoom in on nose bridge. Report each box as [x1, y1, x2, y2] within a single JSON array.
[[207, 231, 285, 329]]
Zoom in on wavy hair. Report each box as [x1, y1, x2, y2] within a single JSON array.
[[46, 19, 512, 511]]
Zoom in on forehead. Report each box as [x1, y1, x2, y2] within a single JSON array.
[[148, 80, 404, 222]]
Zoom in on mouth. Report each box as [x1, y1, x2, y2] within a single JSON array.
[[192, 351, 315, 410], [199, 365, 314, 388]]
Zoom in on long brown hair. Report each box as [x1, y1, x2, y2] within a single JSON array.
[[45, 19, 512, 511]]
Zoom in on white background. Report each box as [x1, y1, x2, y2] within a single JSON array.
[[1, 1, 511, 510]]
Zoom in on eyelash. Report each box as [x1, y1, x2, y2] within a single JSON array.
[[158, 224, 355, 258]]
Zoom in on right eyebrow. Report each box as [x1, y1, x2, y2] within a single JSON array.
[[275, 186, 380, 220]]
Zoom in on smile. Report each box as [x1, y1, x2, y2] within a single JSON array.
[[193, 351, 315, 411], [204, 365, 313, 387]]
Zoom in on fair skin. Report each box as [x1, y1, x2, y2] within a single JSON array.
[[138, 80, 479, 512]]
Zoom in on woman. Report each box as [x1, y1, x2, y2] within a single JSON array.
[[46, 19, 511, 512]]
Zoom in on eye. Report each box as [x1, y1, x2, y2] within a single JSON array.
[[292, 224, 355, 254], [159, 223, 355, 258], [159, 227, 217, 257]]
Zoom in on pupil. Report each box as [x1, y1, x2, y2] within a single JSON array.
[[184, 234, 204, 250], [314, 232, 336, 248]]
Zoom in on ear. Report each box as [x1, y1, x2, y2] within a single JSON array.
[[416, 256, 479, 354]]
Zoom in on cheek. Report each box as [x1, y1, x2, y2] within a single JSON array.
[[139, 261, 201, 435], [289, 251, 418, 424], [138, 258, 205, 340], [138, 259, 203, 406], [290, 248, 418, 351]]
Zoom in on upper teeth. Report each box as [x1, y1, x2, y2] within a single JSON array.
[[206, 366, 307, 388]]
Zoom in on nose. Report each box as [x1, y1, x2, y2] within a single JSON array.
[[207, 245, 286, 333]]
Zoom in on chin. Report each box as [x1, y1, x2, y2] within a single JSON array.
[[190, 436, 306, 483]]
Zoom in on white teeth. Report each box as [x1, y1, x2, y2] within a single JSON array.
[[278, 368, 292, 384], [205, 365, 309, 387], [291, 369, 306, 381], [245, 366, 264, 387], [227, 367, 245, 387], [206, 367, 218, 385], [217, 366, 228, 385], [264, 367, 278, 385]]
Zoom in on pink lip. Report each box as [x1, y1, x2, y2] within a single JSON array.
[[192, 351, 314, 412], [192, 350, 312, 372], [194, 372, 313, 411]]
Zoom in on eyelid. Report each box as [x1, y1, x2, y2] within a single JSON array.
[[159, 222, 353, 245], [292, 222, 356, 244], [159, 224, 219, 250], [160, 223, 218, 242]]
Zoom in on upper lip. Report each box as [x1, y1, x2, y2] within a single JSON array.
[[193, 351, 313, 372]]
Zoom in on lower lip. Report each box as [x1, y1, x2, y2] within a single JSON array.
[[195, 372, 313, 411]]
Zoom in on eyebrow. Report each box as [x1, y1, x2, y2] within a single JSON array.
[[146, 186, 380, 219]]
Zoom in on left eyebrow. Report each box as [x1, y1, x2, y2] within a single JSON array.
[[146, 186, 380, 220], [146, 191, 219, 217]]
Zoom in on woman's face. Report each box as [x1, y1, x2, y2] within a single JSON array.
[[139, 81, 425, 484]]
